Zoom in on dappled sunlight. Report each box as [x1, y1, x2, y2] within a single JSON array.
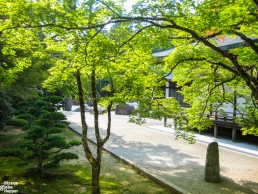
[[100, 180, 121, 187], [118, 167, 126, 171], [109, 144, 119, 148], [67, 117, 258, 193], [56, 112, 258, 193], [162, 169, 188, 176], [22, 179, 34, 185], [74, 170, 91, 182], [148, 160, 162, 165]]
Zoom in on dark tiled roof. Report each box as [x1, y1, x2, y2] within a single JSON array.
[[152, 36, 258, 58]]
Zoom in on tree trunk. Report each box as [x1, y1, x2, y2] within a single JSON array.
[[76, 69, 100, 192], [91, 159, 101, 194], [90, 68, 103, 194], [38, 160, 43, 175], [76, 63, 112, 194]]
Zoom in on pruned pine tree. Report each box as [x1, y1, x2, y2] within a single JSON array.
[[0, 96, 81, 174]]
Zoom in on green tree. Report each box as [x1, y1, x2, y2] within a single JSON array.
[[109, 0, 258, 134], [0, 0, 48, 92], [42, 2, 165, 192], [0, 0, 55, 127], [0, 96, 81, 174], [0, 1, 46, 128]]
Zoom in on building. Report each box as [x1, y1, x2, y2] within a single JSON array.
[[152, 36, 258, 142]]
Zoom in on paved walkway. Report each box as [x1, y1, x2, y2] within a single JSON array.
[[63, 110, 258, 194]]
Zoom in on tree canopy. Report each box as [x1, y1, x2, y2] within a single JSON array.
[[0, 0, 257, 151], [116, 0, 258, 134]]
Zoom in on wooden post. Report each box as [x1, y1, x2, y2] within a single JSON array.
[[213, 111, 218, 138], [164, 81, 169, 128], [174, 118, 177, 130], [214, 124, 218, 138], [232, 127, 236, 142], [232, 88, 237, 142], [164, 117, 167, 127], [215, 111, 218, 120]]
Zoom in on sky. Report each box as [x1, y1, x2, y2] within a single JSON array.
[[123, 0, 137, 13]]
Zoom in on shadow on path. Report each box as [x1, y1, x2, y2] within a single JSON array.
[[68, 120, 258, 194]]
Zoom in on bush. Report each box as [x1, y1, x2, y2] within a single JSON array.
[[43, 96, 63, 109], [2, 96, 81, 175], [16, 114, 32, 121], [7, 118, 28, 127], [43, 96, 63, 104]]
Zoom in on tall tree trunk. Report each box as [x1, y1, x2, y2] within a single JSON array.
[[76, 65, 113, 193], [90, 68, 103, 194], [91, 145, 102, 194], [91, 162, 101, 194], [38, 162, 43, 174], [76, 69, 99, 192], [37, 146, 43, 175]]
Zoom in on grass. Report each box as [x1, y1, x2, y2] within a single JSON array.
[[0, 126, 171, 194]]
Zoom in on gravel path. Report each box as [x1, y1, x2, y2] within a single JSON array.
[[64, 110, 258, 194]]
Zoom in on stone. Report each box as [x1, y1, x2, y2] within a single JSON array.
[[63, 96, 73, 111], [115, 104, 134, 115], [204, 142, 220, 183]]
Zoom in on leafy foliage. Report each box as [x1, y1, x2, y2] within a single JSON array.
[[0, 92, 12, 129], [7, 118, 28, 127], [126, 0, 258, 135]]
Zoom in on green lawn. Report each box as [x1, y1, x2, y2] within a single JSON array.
[[0, 126, 171, 194]]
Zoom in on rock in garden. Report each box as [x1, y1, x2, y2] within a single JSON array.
[[204, 142, 220, 183], [63, 96, 73, 111], [115, 104, 134, 115]]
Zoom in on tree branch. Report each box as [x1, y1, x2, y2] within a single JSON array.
[[157, 61, 181, 83], [203, 58, 239, 75], [119, 25, 153, 50], [48, 147, 65, 155], [0, 19, 117, 33], [76, 69, 96, 165], [199, 74, 237, 122], [81, 26, 105, 70], [97, 0, 121, 17], [233, 31, 258, 56], [114, 16, 258, 103], [101, 103, 113, 145], [91, 68, 102, 144], [168, 35, 192, 39]]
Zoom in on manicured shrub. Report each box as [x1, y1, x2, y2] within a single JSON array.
[[16, 114, 32, 121], [0, 96, 80, 174], [7, 118, 28, 127]]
